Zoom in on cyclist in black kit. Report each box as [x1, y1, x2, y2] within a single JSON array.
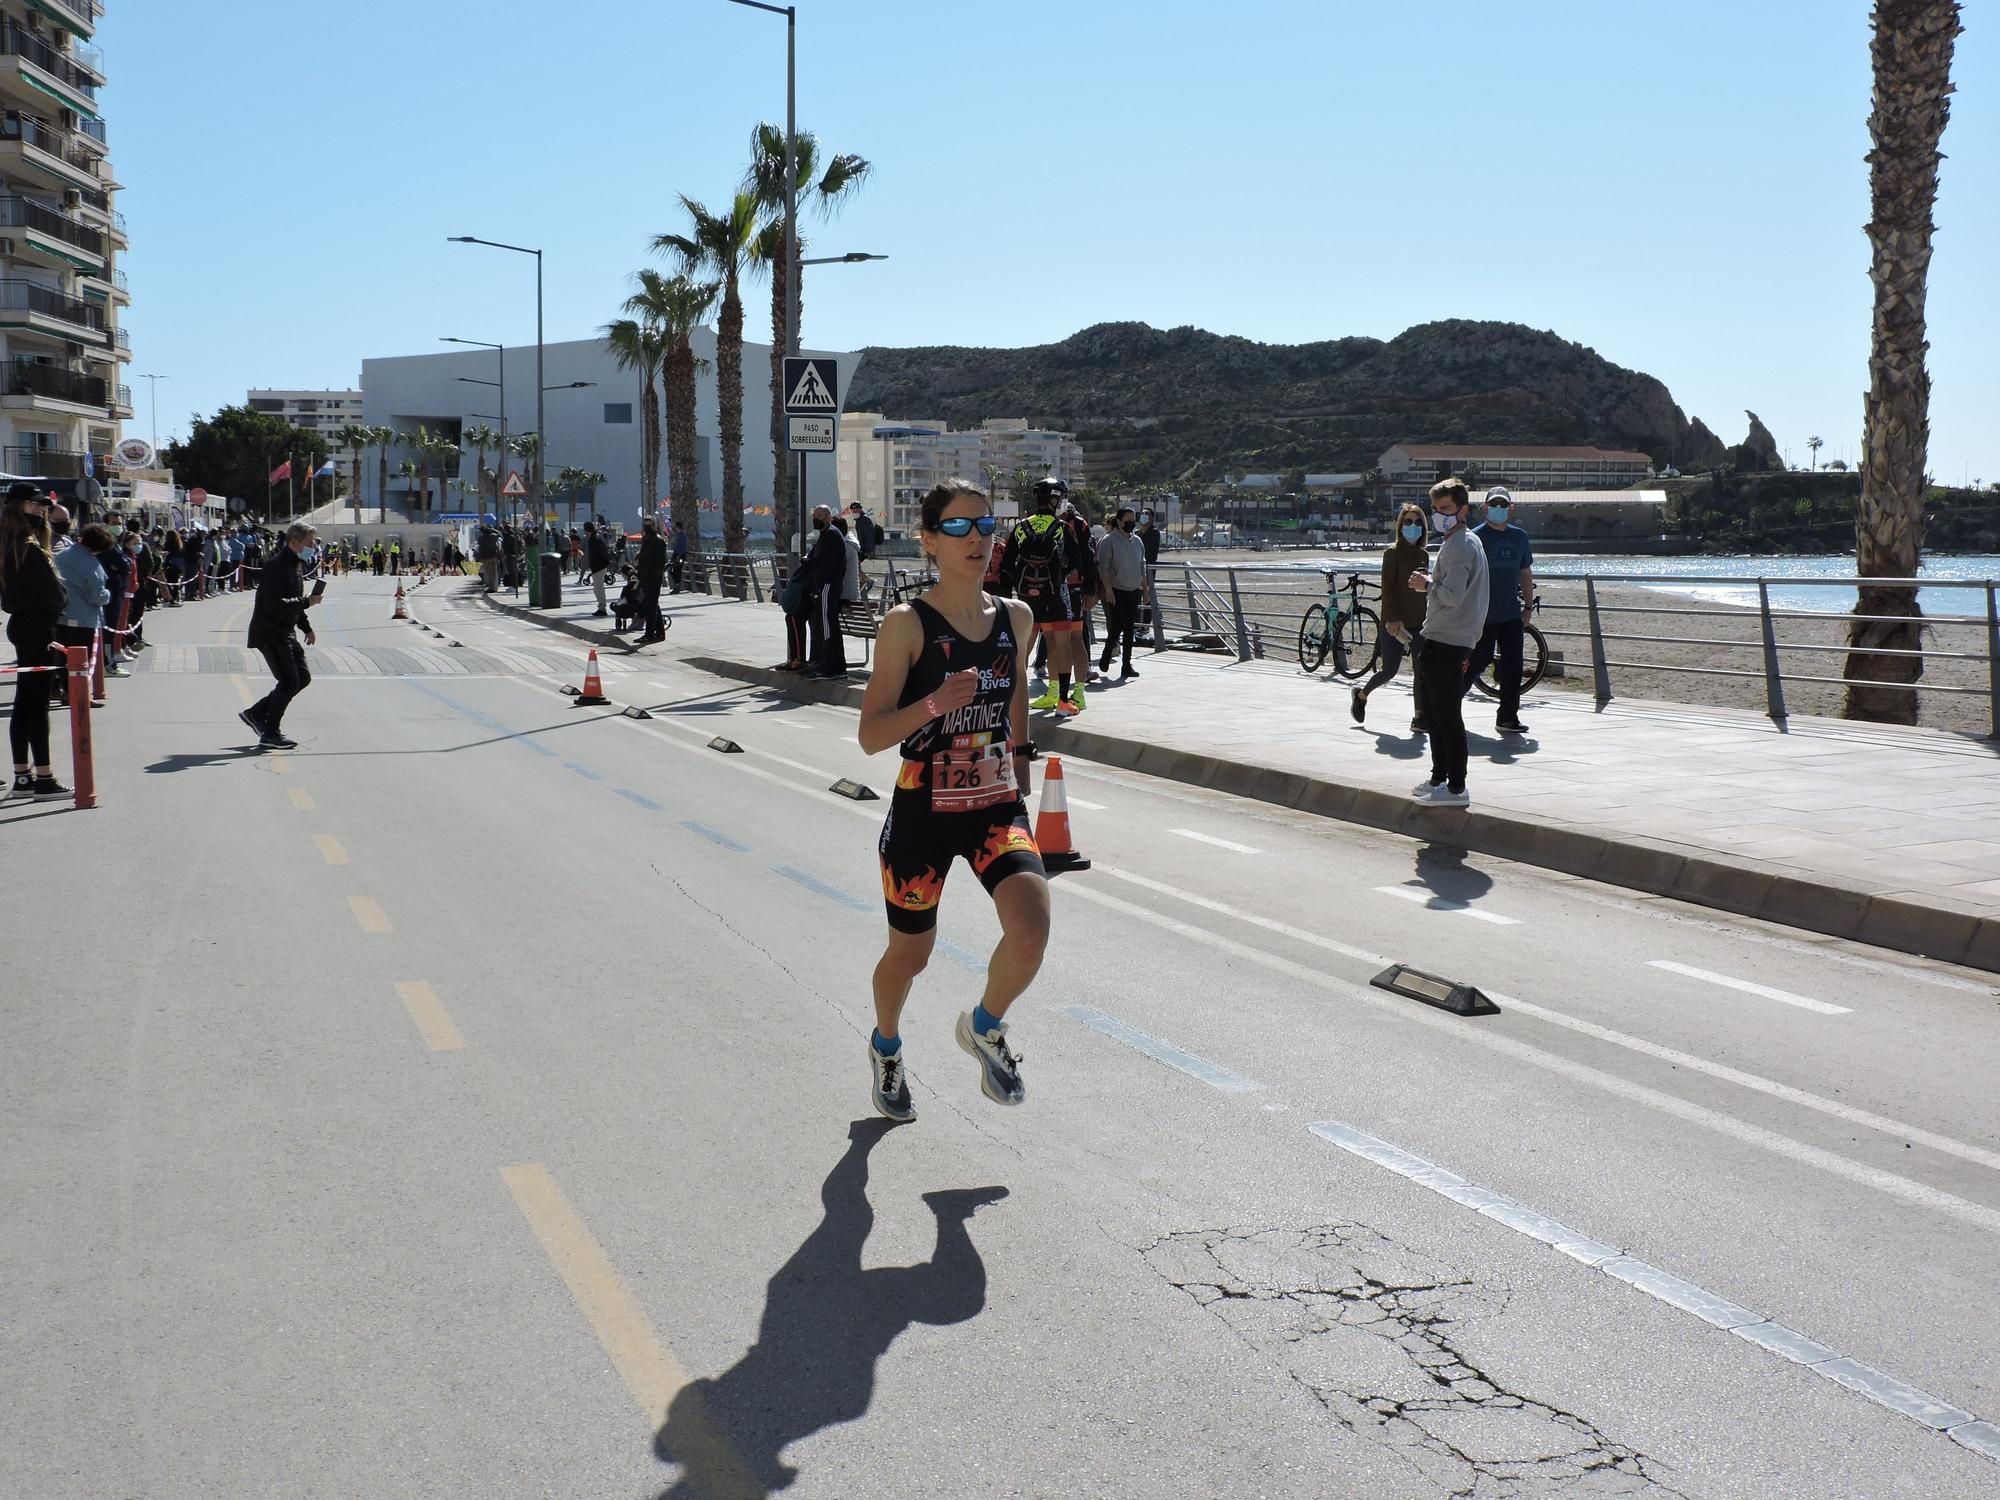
[[857, 477, 1049, 1122]]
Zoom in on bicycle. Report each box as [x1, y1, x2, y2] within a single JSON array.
[[1468, 596, 1550, 698], [1298, 571, 1381, 681]]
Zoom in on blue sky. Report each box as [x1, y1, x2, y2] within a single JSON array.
[[116, 1, 1994, 483]]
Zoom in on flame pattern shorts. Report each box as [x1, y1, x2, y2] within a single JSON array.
[[878, 797, 1044, 934]]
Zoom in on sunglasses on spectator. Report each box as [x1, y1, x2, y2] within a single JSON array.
[[934, 516, 997, 537]]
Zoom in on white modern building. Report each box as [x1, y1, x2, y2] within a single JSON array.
[[0, 0, 126, 483], [836, 415, 1084, 531], [1379, 443, 1654, 505], [248, 387, 364, 474], [360, 329, 860, 542]]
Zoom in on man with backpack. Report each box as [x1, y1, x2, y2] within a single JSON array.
[[1003, 477, 1091, 715]]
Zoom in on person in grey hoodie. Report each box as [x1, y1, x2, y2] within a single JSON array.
[[1407, 477, 1488, 808], [52, 513, 111, 703]]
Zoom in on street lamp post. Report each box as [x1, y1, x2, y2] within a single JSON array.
[[442, 338, 506, 526], [137, 372, 167, 455], [448, 236, 545, 595]]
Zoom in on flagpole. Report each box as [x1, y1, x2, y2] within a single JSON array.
[[287, 454, 295, 522]]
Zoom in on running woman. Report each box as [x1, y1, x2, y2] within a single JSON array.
[[857, 478, 1051, 1122]]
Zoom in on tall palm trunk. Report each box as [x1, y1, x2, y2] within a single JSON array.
[[769, 256, 791, 555], [1844, 0, 1961, 724], [350, 449, 362, 527], [376, 440, 388, 526], [638, 369, 660, 520], [717, 272, 746, 567], [665, 338, 700, 545]]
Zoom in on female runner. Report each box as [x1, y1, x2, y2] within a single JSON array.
[[856, 478, 1050, 1121]]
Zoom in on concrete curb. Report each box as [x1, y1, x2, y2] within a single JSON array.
[[477, 588, 2000, 976]]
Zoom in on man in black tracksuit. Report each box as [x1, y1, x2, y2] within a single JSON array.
[[635, 517, 668, 642], [803, 505, 848, 679], [242, 521, 323, 750]]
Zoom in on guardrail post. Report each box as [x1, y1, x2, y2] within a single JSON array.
[[1146, 567, 1164, 650], [65, 644, 95, 809], [749, 555, 765, 604], [1987, 582, 2000, 740], [1757, 579, 1788, 724], [1184, 567, 1199, 637], [1227, 568, 1252, 662], [1584, 577, 1613, 706]]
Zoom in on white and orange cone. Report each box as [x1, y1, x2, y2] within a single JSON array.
[[1033, 755, 1090, 872], [573, 648, 610, 706], [392, 584, 409, 620]]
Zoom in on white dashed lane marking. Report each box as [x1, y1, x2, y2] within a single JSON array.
[[1648, 960, 1851, 1016], [1374, 884, 1520, 925], [1169, 828, 1261, 854]]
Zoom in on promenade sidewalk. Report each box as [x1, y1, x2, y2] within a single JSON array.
[[443, 577, 2000, 974]]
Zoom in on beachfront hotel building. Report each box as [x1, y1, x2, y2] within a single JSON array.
[[1379, 444, 1653, 506], [249, 388, 366, 476], [0, 0, 126, 482], [836, 415, 1085, 530]]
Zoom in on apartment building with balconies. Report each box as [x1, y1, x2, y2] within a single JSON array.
[[249, 389, 366, 477], [0, 0, 124, 484]]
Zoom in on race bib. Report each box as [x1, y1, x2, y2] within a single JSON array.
[[931, 734, 1015, 813]]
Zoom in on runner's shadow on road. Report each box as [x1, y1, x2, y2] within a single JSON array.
[[1412, 843, 1495, 907], [651, 1118, 1007, 1499], [1367, 728, 1426, 761], [143, 747, 269, 773]]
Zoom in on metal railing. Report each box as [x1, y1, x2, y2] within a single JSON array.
[[0, 275, 101, 330], [0, 194, 102, 256], [1, 112, 100, 176], [75, 115, 105, 150], [5, 358, 104, 405], [4, 444, 83, 476], [109, 324, 127, 350], [36, 0, 102, 35], [1, 25, 99, 101]]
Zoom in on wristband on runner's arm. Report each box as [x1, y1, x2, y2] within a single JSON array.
[[924, 692, 941, 717]]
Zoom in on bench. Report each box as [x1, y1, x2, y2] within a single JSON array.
[[837, 601, 880, 667]]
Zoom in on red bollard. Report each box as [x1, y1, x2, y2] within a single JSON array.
[[65, 645, 95, 809]]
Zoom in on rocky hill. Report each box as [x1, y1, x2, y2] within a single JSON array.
[[847, 320, 1732, 483]]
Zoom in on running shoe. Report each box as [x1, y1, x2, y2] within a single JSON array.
[[1071, 683, 1086, 711], [238, 707, 267, 738], [30, 776, 71, 801], [956, 1011, 1026, 1105], [1350, 689, 1367, 724], [1414, 784, 1469, 809], [259, 731, 299, 751], [1030, 691, 1060, 711], [1496, 718, 1529, 735], [869, 1040, 915, 1123], [106, 665, 129, 678], [1408, 716, 1426, 734], [1056, 698, 1079, 716]]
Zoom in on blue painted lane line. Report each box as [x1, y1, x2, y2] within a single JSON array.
[[682, 820, 749, 852], [1308, 1119, 2000, 1462], [406, 680, 560, 758], [567, 761, 604, 782], [935, 936, 985, 973], [617, 789, 664, 811], [1061, 1006, 1262, 1093], [772, 864, 981, 970]]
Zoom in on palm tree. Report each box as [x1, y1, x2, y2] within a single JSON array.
[[338, 423, 370, 526], [650, 276, 720, 547], [1844, 0, 1962, 724], [506, 432, 542, 526], [744, 123, 872, 555], [606, 270, 681, 522], [655, 192, 759, 557], [463, 423, 501, 508], [425, 430, 459, 516], [370, 425, 395, 525], [395, 458, 418, 514]]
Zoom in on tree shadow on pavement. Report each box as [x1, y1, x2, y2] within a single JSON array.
[[1413, 842, 1495, 907], [651, 1118, 1007, 1499], [143, 747, 269, 773]]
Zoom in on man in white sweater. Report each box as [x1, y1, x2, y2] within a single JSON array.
[[1407, 477, 1489, 808]]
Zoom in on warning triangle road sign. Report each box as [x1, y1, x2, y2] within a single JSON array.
[[499, 471, 527, 497], [784, 358, 838, 413]]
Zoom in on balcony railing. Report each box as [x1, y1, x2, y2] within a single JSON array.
[[0, 275, 102, 330], [0, 111, 100, 177], [0, 195, 103, 257], [114, 381, 129, 410], [4, 444, 83, 476], [5, 359, 104, 405], [75, 115, 104, 149], [109, 325, 127, 350], [35, 0, 103, 37], [69, 40, 102, 79], [1, 25, 98, 103]]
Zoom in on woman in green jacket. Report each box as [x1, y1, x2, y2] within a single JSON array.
[[1351, 503, 1431, 733]]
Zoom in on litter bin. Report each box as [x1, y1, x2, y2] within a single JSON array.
[[537, 550, 563, 609]]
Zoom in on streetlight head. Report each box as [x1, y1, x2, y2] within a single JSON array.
[[447, 236, 475, 243], [844, 252, 887, 263]]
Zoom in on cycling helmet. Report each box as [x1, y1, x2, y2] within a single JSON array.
[[1031, 476, 1069, 508]]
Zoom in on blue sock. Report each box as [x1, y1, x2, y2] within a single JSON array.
[[871, 1028, 901, 1056], [972, 1004, 1000, 1037]]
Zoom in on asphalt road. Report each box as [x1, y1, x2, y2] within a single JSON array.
[[4, 575, 1997, 1500]]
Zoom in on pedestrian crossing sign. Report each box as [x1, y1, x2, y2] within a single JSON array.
[[783, 357, 838, 415], [500, 471, 527, 497]]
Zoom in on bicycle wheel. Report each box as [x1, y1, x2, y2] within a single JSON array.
[[1297, 607, 1329, 672], [1471, 621, 1547, 697], [1330, 606, 1381, 681]]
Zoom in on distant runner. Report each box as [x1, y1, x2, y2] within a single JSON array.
[[858, 478, 1049, 1122], [1004, 477, 1090, 715]]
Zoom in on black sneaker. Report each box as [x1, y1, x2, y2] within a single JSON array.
[[30, 776, 70, 801], [6, 772, 29, 801], [955, 1011, 1025, 1105], [1350, 688, 1367, 724], [870, 1040, 915, 1123], [1496, 718, 1529, 735], [259, 731, 298, 751], [238, 707, 267, 738], [1410, 717, 1428, 735]]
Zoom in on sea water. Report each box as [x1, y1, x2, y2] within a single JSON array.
[[1532, 554, 2000, 617]]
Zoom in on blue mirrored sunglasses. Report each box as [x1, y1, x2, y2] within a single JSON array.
[[935, 515, 997, 537]]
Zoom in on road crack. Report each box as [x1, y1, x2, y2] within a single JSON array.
[[1143, 1223, 1688, 1497]]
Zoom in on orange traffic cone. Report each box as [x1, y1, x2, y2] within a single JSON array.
[[1033, 755, 1091, 871], [392, 584, 409, 620], [573, 648, 610, 706]]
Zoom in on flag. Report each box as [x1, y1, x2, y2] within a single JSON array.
[[268, 460, 292, 485], [312, 460, 336, 478]]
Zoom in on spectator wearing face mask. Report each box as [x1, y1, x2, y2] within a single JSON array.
[[1094, 507, 1147, 679], [51, 512, 110, 708], [240, 522, 323, 751], [1351, 503, 1431, 731], [1465, 486, 1535, 735], [1407, 477, 1488, 809], [0, 483, 70, 800]]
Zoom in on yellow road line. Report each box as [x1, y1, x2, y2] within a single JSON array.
[[501, 1164, 756, 1496], [314, 834, 348, 865], [347, 895, 392, 934], [393, 980, 464, 1051], [267, 755, 289, 773], [289, 788, 315, 811], [229, 672, 255, 708]]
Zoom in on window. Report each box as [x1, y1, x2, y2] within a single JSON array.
[[604, 402, 632, 424]]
